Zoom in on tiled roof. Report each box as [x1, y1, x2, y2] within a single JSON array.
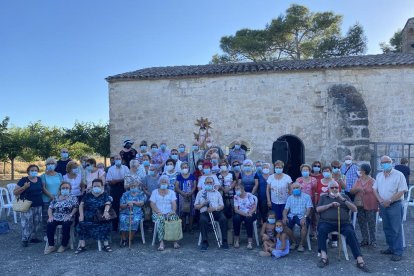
[[106, 53, 414, 82]]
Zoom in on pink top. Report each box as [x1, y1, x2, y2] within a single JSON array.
[[353, 177, 378, 211], [296, 176, 317, 203]]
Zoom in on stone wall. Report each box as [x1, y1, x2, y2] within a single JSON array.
[[108, 66, 414, 164]]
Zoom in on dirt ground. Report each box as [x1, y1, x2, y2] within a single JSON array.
[[0, 209, 413, 276]]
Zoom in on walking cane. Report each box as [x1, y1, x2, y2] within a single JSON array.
[[129, 204, 132, 249], [337, 206, 341, 261]]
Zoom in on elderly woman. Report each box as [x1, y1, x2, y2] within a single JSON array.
[[350, 163, 378, 247], [76, 179, 113, 253], [162, 158, 179, 191], [44, 181, 78, 254], [14, 165, 44, 247], [266, 160, 293, 220], [119, 180, 147, 247], [257, 162, 271, 223], [317, 182, 370, 272], [311, 160, 323, 181], [240, 159, 258, 194], [63, 161, 83, 199], [210, 152, 221, 174], [85, 158, 106, 191], [218, 159, 236, 218], [150, 175, 180, 251], [178, 144, 189, 162], [138, 154, 152, 179], [125, 159, 142, 191], [233, 184, 257, 249], [136, 140, 151, 164], [41, 157, 63, 233], [331, 160, 347, 191], [175, 162, 196, 232]]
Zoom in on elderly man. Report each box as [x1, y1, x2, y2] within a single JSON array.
[[316, 182, 369, 272], [340, 155, 359, 200], [106, 154, 130, 231], [282, 182, 312, 252], [55, 148, 71, 176], [195, 176, 229, 250], [227, 140, 246, 166], [373, 155, 408, 262]]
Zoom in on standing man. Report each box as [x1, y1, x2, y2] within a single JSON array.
[[55, 148, 71, 176], [340, 155, 359, 200], [373, 155, 408, 262], [227, 140, 246, 166], [106, 154, 130, 231]]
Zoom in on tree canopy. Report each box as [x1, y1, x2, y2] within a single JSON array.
[[211, 4, 367, 63], [380, 30, 402, 53]]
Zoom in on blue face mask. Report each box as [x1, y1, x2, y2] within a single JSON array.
[[301, 171, 310, 177], [151, 148, 158, 153], [293, 189, 301, 196], [313, 167, 321, 172], [332, 168, 340, 174], [115, 160, 122, 166], [29, 171, 38, 177], [46, 164, 56, 171], [61, 189, 70, 196], [178, 147, 185, 153], [92, 187, 102, 194], [61, 152, 69, 159], [86, 166, 93, 172], [204, 185, 213, 191], [233, 165, 241, 172], [262, 168, 270, 174], [267, 218, 276, 224], [235, 190, 241, 196], [211, 159, 218, 164], [243, 166, 252, 172], [256, 166, 262, 173], [192, 145, 199, 151], [234, 144, 241, 150], [323, 172, 331, 178], [203, 168, 211, 175], [143, 160, 150, 166], [72, 168, 80, 174], [140, 145, 147, 151], [381, 163, 392, 171], [171, 154, 178, 160], [160, 184, 168, 190], [149, 170, 156, 176], [275, 227, 283, 233], [274, 168, 283, 174], [130, 188, 139, 193], [160, 144, 167, 150]]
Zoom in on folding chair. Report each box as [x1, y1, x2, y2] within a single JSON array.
[[0, 187, 17, 223]]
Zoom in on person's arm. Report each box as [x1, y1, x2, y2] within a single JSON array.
[[316, 197, 338, 213], [47, 206, 54, 222], [260, 222, 267, 237], [350, 181, 362, 195], [279, 233, 287, 251], [171, 200, 177, 213], [337, 194, 357, 212], [150, 201, 161, 214], [252, 178, 259, 195], [175, 180, 185, 196], [266, 183, 271, 207], [14, 179, 30, 196], [282, 207, 289, 224], [233, 198, 245, 215], [79, 202, 84, 221], [42, 182, 54, 201]]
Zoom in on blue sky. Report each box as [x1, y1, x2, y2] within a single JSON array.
[[1, 0, 413, 128]]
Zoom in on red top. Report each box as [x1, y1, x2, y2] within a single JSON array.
[[315, 178, 340, 204], [352, 177, 378, 211], [296, 176, 317, 204]]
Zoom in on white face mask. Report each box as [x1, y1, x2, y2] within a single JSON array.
[[166, 165, 174, 171], [198, 165, 203, 171], [181, 168, 189, 174], [220, 166, 228, 172], [345, 160, 352, 165]]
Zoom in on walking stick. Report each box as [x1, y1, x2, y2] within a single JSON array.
[[129, 204, 132, 249], [337, 206, 341, 261]]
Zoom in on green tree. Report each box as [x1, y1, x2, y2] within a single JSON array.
[[89, 123, 110, 165], [211, 4, 367, 63], [1, 127, 30, 180], [380, 30, 402, 53]]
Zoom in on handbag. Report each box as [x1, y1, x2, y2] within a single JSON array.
[[12, 197, 32, 212], [181, 197, 191, 213], [164, 218, 183, 241], [94, 208, 117, 222]]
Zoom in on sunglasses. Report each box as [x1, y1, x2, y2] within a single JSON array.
[[329, 187, 339, 190], [314, 165, 321, 168], [205, 182, 213, 184], [332, 166, 340, 169]]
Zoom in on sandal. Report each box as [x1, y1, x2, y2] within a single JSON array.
[[247, 242, 253, 250], [157, 245, 165, 251], [174, 243, 180, 249], [317, 258, 329, 268], [234, 241, 240, 248], [74, 246, 87, 254], [102, 245, 113, 252], [360, 241, 369, 247], [356, 262, 371, 273]]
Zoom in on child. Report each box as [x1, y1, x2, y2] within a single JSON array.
[[259, 211, 276, 256], [260, 219, 290, 258]]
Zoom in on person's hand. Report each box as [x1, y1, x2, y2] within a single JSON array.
[[282, 217, 288, 225], [79, 215, 84, 222], [204, 200, 210, 207], [262, 234, 270, 241], [47, 216, 54, 223], [23, 181, 30, 189], [331, 202, 340, 208], [103, 211, 111, 220], [267, 202, 272, 209], [382, 200, 391, 208], [127, 201, 134, 208], [207, 207, 216, 213], [337, 194, 346, 201], [300, 217, 306, 226]]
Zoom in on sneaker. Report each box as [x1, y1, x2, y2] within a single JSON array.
[[200, 241, 208, 251], [44, 246, 56, 255], [297, 245, 305, 252], [247, 242, 253, 250], [120, 240, 127, 248], [221, 241, 229, 250], [57, 246, 66, 253], [30, 238, 42, 243], [380, 248, 393, 255], [22, 241, 28, 247], [331, 241, 338, 248], [391, 255, 402, 262], [290, 242, 297, 250]]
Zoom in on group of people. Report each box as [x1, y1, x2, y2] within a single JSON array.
[[11, 139, 409, 272]]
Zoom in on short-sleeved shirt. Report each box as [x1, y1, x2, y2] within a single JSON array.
[[86, 170, 105, 190], [49, 195, 79, 221], [267, 174, 292, 204], [63, 173, 83, 196], [257, 173, 269, 200], [55, 159, 71, 176], [194, 189, 224, 213], [106, 165, 130, 182], [394, 164, 410, 186], [341, 163, 359, 191], [217, 172, 236, 197], [352, 177, 378, 211], [176, 174, 196, 192], [296, 176, 317, 202], [284, 193, 313, 219], [373, 169, 408, 201], [197, 175, 220, 190], [234, 193, 257, 213], [317, 194, 351, 224], [240, 172, 257, 193], [143, 175, 160, 195], [227, 149, 246, 165], [162, 171, 179, 191], [41, 173, 63, 202], [150, 189, 176, 215], [17, 176, 43, 207]]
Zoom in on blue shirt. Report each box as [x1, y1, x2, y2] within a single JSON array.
[[341, 163, 359, 192], [257, 173, 268, 200], [41, 173, 63, 202], [284, 193, 312, 219]]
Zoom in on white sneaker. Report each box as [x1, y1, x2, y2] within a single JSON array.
[[331, 241, 338, 248]]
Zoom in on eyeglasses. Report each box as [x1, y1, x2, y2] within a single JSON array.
[[86, 164, 92, 167], [332, 166, 340, 169], [329, 187, 339, 190], [314, 165, 321, 168], [205, 182, 213, 184], [61, 151, 68, 153]]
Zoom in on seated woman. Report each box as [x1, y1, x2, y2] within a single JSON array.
[[119, 180, 147, 247], [44, 181, 79, 254], [76, 179, 113, 253], [233, 184, 257, 249], [150, 175, 180, 251], [260, 220, 290, 258], [259, 210, 276, 256], [316, 182, 370, 272]]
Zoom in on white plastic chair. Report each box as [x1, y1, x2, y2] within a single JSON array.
[[406, 186, 414, 207], [44, 222, 75, 250], [402, 199, 409, 248], [6, 184, 18, 223], [0, 187, 17, 223]]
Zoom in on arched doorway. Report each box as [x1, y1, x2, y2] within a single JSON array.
[[272, 135, 305, 181]]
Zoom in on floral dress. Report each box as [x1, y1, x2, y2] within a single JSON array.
[[176, 174, 196, 216], [119, 191, 147, 232], [77, 192, 112, 241]]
